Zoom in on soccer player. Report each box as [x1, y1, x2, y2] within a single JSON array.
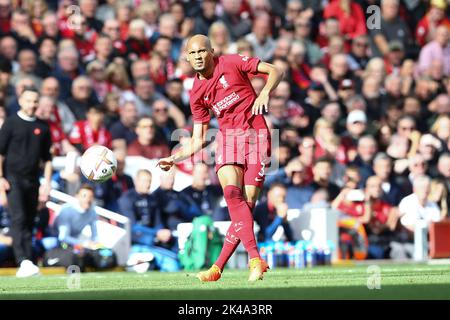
[[157, 35, 283, 282]]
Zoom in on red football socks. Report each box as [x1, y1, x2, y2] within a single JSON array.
[[215, 185, 260, 270], [215, 200, 256, 270]]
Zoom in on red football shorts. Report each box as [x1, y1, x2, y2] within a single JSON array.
[[214, 128, 271, 188]]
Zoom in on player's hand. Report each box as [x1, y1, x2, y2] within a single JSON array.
[[0, 177, 10, 192], [252, 91, 269, 115], [157, 156, 175, 171]]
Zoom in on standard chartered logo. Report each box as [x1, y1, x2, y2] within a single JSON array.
[[212, 92, 240, 116]]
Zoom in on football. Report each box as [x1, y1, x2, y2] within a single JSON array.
[[79, 145, 117, 182]]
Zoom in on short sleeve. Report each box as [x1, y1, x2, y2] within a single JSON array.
[[226, 54, 260, 74], [190, 98, 210, 123]]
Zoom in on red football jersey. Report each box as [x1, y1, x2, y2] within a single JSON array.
[[69, 120, 112, 151], [189, 54, 268, 132]]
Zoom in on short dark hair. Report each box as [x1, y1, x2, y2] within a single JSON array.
[[38, 36, 57, 49], [269, 182, 287, 191], [78, 184, 95, 194], [314, 156, 333, 166], [87, 104, 107, 114], [21, 86, 39, 96]]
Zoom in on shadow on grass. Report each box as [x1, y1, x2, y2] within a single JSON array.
[[2, 283, 450, 300]]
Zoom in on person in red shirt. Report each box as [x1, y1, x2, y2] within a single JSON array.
[[157, 35, 283, 282], [35, 95, 77, 156], [333, 176, 398, 259], [0, 0, 11, 34], [127, 116, 170, 160], [415, 0, 450, 47], [69, 104, 112, 153], [323, 0, 367, 42]]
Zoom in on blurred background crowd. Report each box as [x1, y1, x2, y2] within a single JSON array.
[[0, 0, 450, 269]]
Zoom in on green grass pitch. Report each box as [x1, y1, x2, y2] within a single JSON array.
[[1, 264, 449, 300]]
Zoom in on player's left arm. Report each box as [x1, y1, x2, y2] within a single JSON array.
[[252, 62, 284, 115]]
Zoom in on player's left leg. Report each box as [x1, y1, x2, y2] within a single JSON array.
[[243, 175, 269, 281]]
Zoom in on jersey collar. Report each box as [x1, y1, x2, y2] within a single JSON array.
[[17, 111, 36, 122]]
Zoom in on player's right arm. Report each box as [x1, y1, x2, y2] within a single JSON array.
[[157, 122, 209, 171]]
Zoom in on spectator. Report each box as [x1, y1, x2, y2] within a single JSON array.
[[153, 168, 200, 230], [54, 184, 100, 250], [245, 12, 276, 62], [254, 183, 294, 242], [369, 0, 413, 57], [417, 25, 450, 77], [66, 76, 99, 121], [265, 158, 314, 210], [10, 9, 38, 50], [0, 36, 18, 72], [151, 13, 183, 62], [131, 77, 186, 129], [34, 37, 57, 79], [35, 95, 77, 156], [9, 49, 40, 88], [220, 0, 252, 41], [127, 116, 170, 159], [152, 99, 178, 147], [415, 0, 450, 47], [430, 115, 450, 147], [135, 1, 159, 38], [51, 47, 83, 100], [347, 35, 370, 77], [118, 169, 179, 271], [341, 110, 368, 162], [69, 103, 112, 153], [349, 135, 378, 184], [429, 178, 448, 219], [40, 11, 62, 42], [110, 101, 138, 151], [40, 77, 76, 134], [125, 19, 152, 61], [293, 15, 322, 65], [180, 162, 222, 218], [398, 175, 441, 233], [323, 0, 366, 41], [311, 157, 340, 200], [102, 18, 126, 56], [194, 0, 219, 36], [333, 176, 397, 259], [373, 152, 403, 206], [164, 78, 190, 120], [96, 0, 116, 22], [208, 21, 237, 56]]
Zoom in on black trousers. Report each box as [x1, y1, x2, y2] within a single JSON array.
[[6, 177, 39, 264]]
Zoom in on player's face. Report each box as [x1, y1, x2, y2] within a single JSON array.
[[19, 90, 39, 117], [186, 42, 214, 73]]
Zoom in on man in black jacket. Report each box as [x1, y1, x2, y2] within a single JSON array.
[[0, 86, 52, 277]]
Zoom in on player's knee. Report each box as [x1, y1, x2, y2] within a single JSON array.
[[223, 185, 244, 205]]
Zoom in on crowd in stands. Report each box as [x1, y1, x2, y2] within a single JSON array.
[[0, 0, 450, 269]]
